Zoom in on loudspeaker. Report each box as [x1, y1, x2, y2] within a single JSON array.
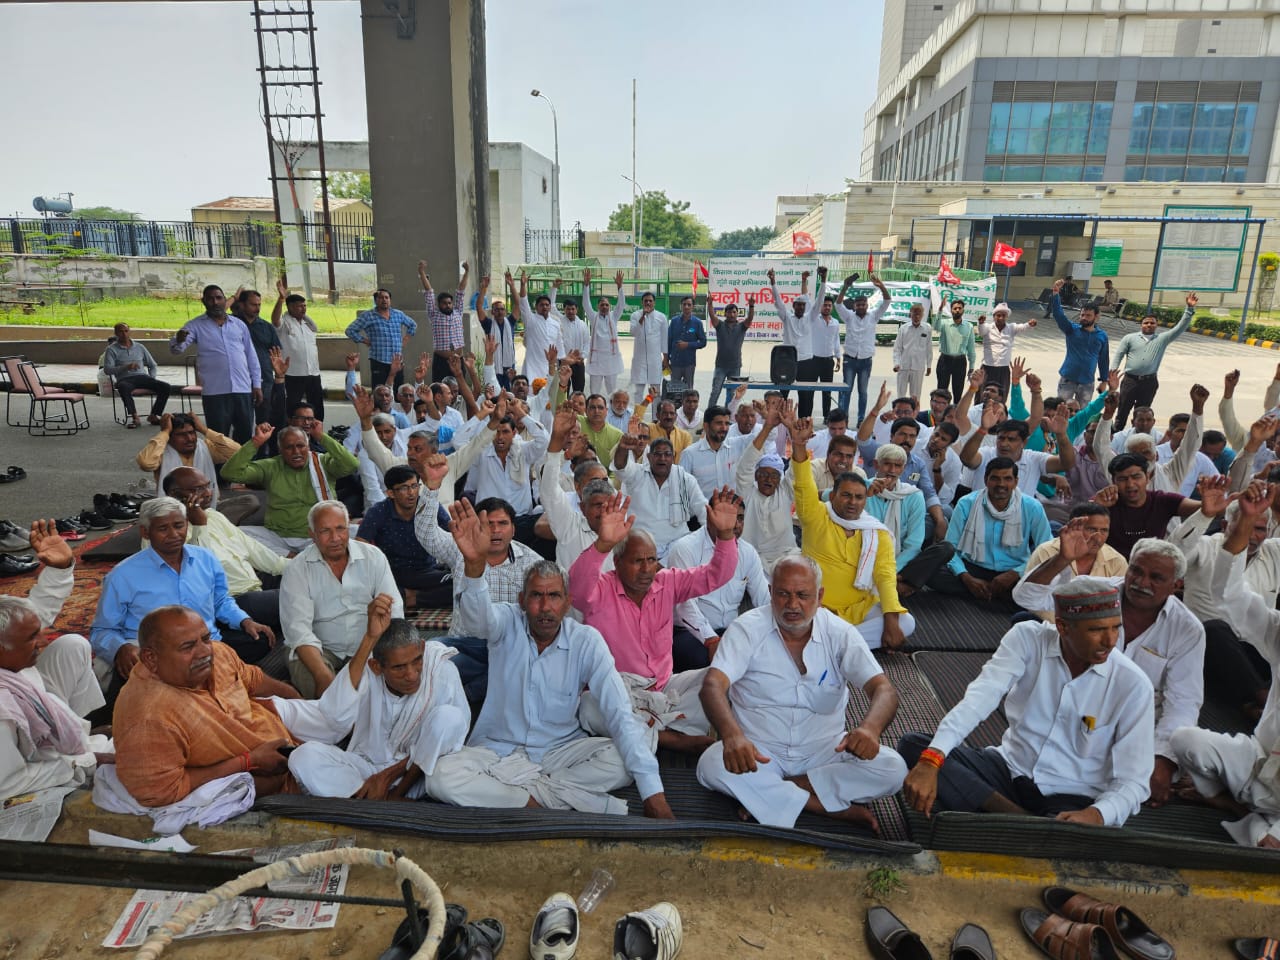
[[770, 345, 797, 384]]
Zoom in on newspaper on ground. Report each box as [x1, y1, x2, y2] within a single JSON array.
[[102, 836, 353, 948], [88, 829, 197, 853], [0, 783, 81, 841]]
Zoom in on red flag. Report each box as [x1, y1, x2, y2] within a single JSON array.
[[937, 256, 960, 285], [991, 241, 1023, 268], [792, 231, 816, 256], [868, 252, 874, 274], [697, 260, 710, 279], [692, 263, 699, 295]]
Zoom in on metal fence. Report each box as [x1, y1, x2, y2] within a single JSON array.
[[1, 217, 280, 260], [524, 222, 586, 264], [634, 247, 899, 279]]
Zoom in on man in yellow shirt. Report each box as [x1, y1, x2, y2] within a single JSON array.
[[787, 412, 915, 650]]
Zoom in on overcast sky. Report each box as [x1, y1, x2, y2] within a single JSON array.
[[0, 1, 882, 235]]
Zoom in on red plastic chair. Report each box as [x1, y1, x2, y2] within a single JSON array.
[[16, 360, 90, 436]]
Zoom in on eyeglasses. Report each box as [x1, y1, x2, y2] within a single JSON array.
[[290, 415, 317, 424], [391, 481, 421, 494]]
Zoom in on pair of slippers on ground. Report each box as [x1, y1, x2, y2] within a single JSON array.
[[868, 886, 1177, 959], [0, 466, 26, 483], [124, 415, 163, 430]]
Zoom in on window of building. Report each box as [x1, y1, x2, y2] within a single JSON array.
[[1125, 83, 1258, 182], [983, 83, 1111, 182]]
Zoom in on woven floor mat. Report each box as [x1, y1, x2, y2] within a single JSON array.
[[257, 765, 921, 856], [911, 650, 1008, 749], [902, 591, 1011, 652]]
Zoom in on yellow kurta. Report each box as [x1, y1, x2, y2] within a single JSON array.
[[793, 458, 906, 625]]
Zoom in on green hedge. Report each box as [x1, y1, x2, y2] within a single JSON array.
[[1119, 299, 1280, 343]]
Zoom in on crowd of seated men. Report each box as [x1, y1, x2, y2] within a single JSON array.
[[9, 286, 1280, 852]]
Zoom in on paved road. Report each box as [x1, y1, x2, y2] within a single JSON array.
[[0, 304, 1270, 535]]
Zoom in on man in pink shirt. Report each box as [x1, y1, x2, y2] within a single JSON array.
[[570, 488, 740, 754]]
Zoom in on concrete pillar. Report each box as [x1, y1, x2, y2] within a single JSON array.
[[360, 0, 490, 360]]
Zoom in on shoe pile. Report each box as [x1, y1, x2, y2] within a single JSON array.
[[379, 901, 505, 960], [80, 493, 144, 529], [0, 521, 37, 578]]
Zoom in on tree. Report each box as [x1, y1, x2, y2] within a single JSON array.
[[608, 191, 711, 249], [715, 226, 777, 251], [74, 205, 140, 221], [328, 172, 372, 204]]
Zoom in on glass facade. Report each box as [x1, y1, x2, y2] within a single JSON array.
[[984, 96, 1111, 183], [1124, 99, 1255, 182], [875, 90, 965, 182]]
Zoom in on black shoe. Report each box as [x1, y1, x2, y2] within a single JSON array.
[[77, 508, 112, 530], [113, 491, 146, 509], [57, 517, 88, 534], [94, 494, 137, 524], [0, 554, 39, 577]]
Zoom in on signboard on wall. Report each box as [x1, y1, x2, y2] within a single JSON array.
[[1092, 240, 1123, 277], [1155, 205, 1250, 292]]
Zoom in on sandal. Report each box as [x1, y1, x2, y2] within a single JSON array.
[[1233, 938, 1280, 960], [1021, 909, 1121, 960], [379, 902, 467, 960], [1043, 887, 1175, 960]]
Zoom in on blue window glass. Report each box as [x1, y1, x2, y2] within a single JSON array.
[[1043, 163, 1083, 180], [1231, 103, 1256, 156], [1227, 165, 1247, 182], [1089, 103, 1113, 154], [1006, 129, 1030, 154], [1124, 165, 1145, 181], [1129, 103, 1152, 152], [987, 103, 1010, 153], [1183, 165, 1225, 182], [1004, 164, 1043, 181], [983, 164, 1004, 182], [1083, 165, 1104, 181]]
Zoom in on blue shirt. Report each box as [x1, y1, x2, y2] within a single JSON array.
[[865, 489, 926, 571], [667, 315, 707, 368], [169, 314, 262, 395], [1050, 296, 1110, 385], [346, 308, 418, 363], [946, 491, 1052, 575], [89, 545, 249, 660], [357, 497, 450, 574]]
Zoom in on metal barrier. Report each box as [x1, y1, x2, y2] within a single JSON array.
[[524, 223, 586, 264]]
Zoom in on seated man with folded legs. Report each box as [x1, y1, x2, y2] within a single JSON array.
[[570, 489, 741, 753], [112, 605, 301, 809], [420, 501, 674, 818], [900, 577, 1155, 827], [697, 555, 907, 830], [1171, 484, 1280, 848], [281, 595, 468, 800]]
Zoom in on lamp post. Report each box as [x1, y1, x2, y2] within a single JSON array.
[[621, 174, 646, 249], [530, 89, 559, 237]]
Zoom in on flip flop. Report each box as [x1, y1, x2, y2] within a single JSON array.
[[441, 917, 505, 960], [1234, 938, 1280, 960], [1021, 909, 1121, 960], [1043, 887, 1175, 960]]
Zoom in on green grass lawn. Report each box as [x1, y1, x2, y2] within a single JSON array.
[[1, 296, 369, 333]]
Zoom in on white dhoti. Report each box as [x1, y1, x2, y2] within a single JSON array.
[[35, 634, 104, 718], [239, 526, 311, 556], [288, 742, 429, 799], [696, 735, 907, 829], [1170, 727, 1280, 844], [896, 368, 925, 402], [579, 669, 709, 752], [589, 374, 619, 397], [420, 740, 632, 815], [854, 607, 917, 652]]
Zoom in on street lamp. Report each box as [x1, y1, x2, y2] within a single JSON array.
[[621, 173, 646, 247], [530, 89, 559, 236]]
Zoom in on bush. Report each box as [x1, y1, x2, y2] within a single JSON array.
[[1120, 299, 1280, 342]]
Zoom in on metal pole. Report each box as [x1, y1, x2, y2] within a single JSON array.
[[907, 218, 915, 263], [1146, 221, 1168, 313], [305, 0, 338, 303], [1084, 217, 1099, 299], [251, 2, 287, 273], [551, 105, 559, 238], [631, 78, 637, 248], [1003, 218, 1019, 302], [986, 216, 994, 274], [939, 219, 949, 269], [1239, 221, 1265, 338]]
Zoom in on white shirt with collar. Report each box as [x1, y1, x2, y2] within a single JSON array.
[[835, 298, 889, 360], [713, 606, 883, 760], [1010, 576, 1204, 760], [678, 434, 752, 498], [539, 451, 614, 574], [1167, 509, 1280, 618], [280, 539, 404, 662], [770, 286, 817, 362], [616, 455, 709, 557], [893, 319, 933, 370], [811, 313, 841, 359], [977, 318, 1032, 367], [558, 312, 591, 362], [932, 446, 963, 507], [926, 619, 1155, 826], [1111, 426, 1164, 454], [467, 417, 550, 516], [676, 407, 703, 434], [666, 529, 770, 639], [733, 442, 799, 569]]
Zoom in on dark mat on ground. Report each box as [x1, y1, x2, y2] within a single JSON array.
[[912, 651, 1007, 749], [904, 805, 1280, 874], [848, 650, 946, 841], [902, 591, 1010, 652], [79, 523, 140, 561], [257, 765, 921, 856]]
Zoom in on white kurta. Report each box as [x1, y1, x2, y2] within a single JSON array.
[[586, 289, 626, 377], [280, 645, 469, 798], [518, 296, 566, 378], [629, 309, 668, 386], [616, 456, 708, 557], [733, 441, 798, 571]]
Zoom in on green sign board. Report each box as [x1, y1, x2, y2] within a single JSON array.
[[1155, 205, 1251, 292], [1092, 240, 1122, 277]]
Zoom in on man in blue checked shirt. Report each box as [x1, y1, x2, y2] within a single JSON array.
[[345, 288, 418, 390], [1048, 277, 1110, 406]]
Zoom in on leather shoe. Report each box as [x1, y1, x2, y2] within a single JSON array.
[[0, 554, 39, 577], [867, 906, 933, 960], [951, 923, 995, 959]]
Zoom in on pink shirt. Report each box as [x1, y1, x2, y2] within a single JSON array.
[[569, 536, 738, 689]]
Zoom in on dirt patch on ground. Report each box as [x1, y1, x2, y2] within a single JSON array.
[[0, 806, 1275, 959]]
